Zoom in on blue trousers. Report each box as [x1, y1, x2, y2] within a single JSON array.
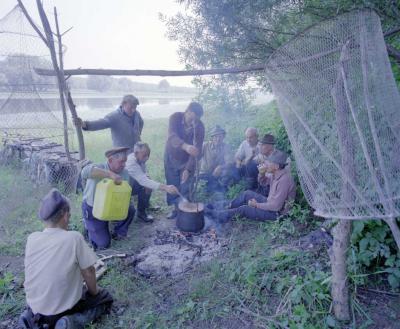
[[164, 156, 193, 206], [216, 190, 278, 222], [130, 178, 151, 213], [82, 201, 135, 249]]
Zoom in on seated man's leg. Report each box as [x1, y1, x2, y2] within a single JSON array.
[[113, 203, 135, 237], [55, 289, 113, 329], [82, 201, 111, 249], [230, 190, 267, 208], [216, 205, 278, 223], [244, 160, 259, 190], [131, 178, 151, 219]]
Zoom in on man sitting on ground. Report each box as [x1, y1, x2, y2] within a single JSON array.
[[207, 151, 296, 222], [126, 142, 179, 222], [234, 127, 260, 188], [81, 147, 134, 249], [19, 189, 113, 329], [199, 125, 234, 192]]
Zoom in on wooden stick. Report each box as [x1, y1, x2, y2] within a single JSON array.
[[34, 65, 266, 77], [16, 1, 48, 47]]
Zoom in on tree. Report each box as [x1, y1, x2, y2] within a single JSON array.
[[158, 79, 170, 92], [166, 0, 400, 322], [86, 75, 113, 92]]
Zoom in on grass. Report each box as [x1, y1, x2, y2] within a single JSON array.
[[0, 106, 395, 328]]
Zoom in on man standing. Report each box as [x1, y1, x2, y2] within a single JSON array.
[[81, 147, 134, 249], [207, 151, 296, 222], [164, 101, 205, 219], [199, 125, 233, 192], [19, 189, 113, 329], [126, 142, 179, 222], [74, 94, 143, 151]]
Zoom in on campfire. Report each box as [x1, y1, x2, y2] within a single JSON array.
[[128, 217, 228, 277]]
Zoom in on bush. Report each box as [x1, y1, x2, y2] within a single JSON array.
[[350, 220, 400, 290]]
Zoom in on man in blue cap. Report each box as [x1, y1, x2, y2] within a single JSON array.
[[19, 189, 113, 329]]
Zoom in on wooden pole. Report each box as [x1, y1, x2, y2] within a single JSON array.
[[34, 65, 266, 77], [54, 7, 85, 160]]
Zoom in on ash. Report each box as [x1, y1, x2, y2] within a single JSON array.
[[129, 217, 229, 277]]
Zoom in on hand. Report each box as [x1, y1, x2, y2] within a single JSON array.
[[248, 198, 257, 208], [109, 172, 122, 185], [181, 169, 190, 183], [212, 166, 222, 177], [258, 164, 267, 175], [73, 117, 86, 128], [164, 185, 179, 195], [183, 144, 199, 157]]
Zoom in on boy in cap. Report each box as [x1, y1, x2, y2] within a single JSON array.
[[199, 125, 233, 192], [164, 101, 205, 219], [81, 147, 134, 249], [74, 94, 143, 152], [207, 150, 296, 222], [19, 189, 113, 329]]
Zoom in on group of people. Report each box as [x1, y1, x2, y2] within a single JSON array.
[[19, 94, 296, 328]]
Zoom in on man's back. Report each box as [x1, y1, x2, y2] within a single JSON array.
[[24, 228, 97, 315]]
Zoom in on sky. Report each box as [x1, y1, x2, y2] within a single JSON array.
[[0, 0, 193, 86]]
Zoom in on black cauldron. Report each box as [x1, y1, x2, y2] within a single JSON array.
[[176, 201, 205, 233]]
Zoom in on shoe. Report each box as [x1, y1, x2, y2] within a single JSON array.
[[148, 205, 161, 211], [112, 233, 129, 241], [55, 316, 74, 329], [166, 209, 178, 219], [18, 309, 34, 329], [137, 211, 154, 223]]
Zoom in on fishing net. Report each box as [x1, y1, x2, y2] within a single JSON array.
[[265, 9, 400, 221], [0, 5, 80, 193]]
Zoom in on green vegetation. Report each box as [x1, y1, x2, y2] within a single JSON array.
[[1, 103, 399, 328]]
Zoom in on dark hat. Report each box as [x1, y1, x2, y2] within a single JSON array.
[[186, 101, 204, 117], [267, 150, 288, 166], [105, 146, 130, 158], [38, 188, 69, 221], [260, 134, 276, 145], [210, 125, 226, 136], [122, 94, 139, 106]]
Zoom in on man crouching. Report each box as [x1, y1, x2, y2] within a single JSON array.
[[81, 147, 134, 249], [19, 189, 113, 329]]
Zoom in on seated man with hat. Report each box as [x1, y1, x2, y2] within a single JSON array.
[[199, 125, 234, 192], [206, 150, 296, 222], [244, 133, 277, 190], [81, 147, 134, 249], [19, 188, 113, 329]]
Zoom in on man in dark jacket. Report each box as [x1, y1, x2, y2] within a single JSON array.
[[164, 101, 205, 219], [74, 94, 143, 152]]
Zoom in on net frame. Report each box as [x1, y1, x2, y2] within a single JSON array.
[[265, 9, 400, 221]]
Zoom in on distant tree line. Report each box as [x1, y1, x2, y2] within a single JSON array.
[[0, 55, 195, 94]]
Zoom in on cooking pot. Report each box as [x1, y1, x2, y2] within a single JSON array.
[[176, 200, 205, 233]]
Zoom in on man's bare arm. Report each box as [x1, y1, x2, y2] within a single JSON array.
[[81, 265, 98, 296]]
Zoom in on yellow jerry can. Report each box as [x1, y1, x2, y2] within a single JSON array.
[[93, 178, 132, 221]]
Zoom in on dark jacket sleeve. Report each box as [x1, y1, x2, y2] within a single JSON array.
[[138, 112, 144, 137], [185, 121, 205, 172], [167, 113, 185, 149], [84, 113, 112, 131]]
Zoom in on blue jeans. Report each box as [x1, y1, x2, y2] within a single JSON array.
[[82, 201, 135, 249]]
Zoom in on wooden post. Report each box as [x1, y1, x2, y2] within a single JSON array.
[[54, 7, 85, 160], [33, 0, 71, 161]]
